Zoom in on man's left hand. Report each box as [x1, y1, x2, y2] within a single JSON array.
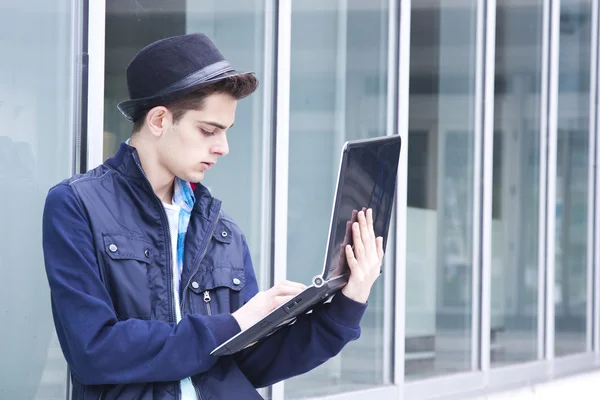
[[341, 208, 384, 304]]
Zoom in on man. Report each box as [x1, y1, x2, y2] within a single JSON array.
[[42, 33, 384, 400]]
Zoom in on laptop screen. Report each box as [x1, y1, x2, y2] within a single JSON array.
[[324, 136, 401, 280]]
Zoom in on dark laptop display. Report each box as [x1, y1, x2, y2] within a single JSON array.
[[211, 135, 401, 356], [324, 137, 400, 281]]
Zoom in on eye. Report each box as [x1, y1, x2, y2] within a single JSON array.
[[200, 128, 215, 136]]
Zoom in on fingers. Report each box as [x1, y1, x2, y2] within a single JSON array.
[[352, 220, 365, 259], [367, 208, 376, 240], [345, 243, 359, 270], [269, 280, 306, 297], [279, 280, 306, 290], [376, 236, 384, 260], [358, 210, 371, 245], [272, 294, 297, 308]]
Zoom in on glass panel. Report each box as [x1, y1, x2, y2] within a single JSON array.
[[0, 1, 75, 398], [103, 0, 267, 277], [555, 0, 592, 357], [491, 0, 544, 366], [285, 0, 391, 397], [405, 0, 478, 379]]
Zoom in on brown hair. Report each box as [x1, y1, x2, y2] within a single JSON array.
[[132, 73, 258, 133]]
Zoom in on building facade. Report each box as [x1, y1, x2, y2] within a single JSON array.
[[2, 0, 600, 399]]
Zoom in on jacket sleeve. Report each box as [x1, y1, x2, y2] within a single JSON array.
[[234, 243, 367, 388], [42, 183, 242, 385]]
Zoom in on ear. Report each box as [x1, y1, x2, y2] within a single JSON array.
[[146, 106, 171, 138]]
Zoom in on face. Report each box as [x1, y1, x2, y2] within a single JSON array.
[[149, 93, 237, 183]]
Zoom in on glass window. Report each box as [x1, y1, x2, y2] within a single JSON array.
[[491, 0, 544, 366], [103, 0, 267, 278], [285, 0, 391, 397], [0, 1, 75, 398], [405, 0, 478, 379], [555, 0, 592, 357]]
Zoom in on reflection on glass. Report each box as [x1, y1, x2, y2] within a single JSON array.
[[0, 1, 72, 398], [103, 0, 266, 274], [285, 0, 391, 397], [405, 0, 478, 379], [491, 1, 544, 366], [555, 0, 592, 357]]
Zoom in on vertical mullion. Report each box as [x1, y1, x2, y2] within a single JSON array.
[[471, 0, 485, 372], [480, 0, 497, 375], [587, 0, 599, 354], [258, 1, 276, 398], [271, 0, 291, 399], [85, 0, 105, 171], [537, 0, 551, 362], [394, 0, 411, 391], [259, 0, 276, 293], [333, 0, 348, 179], [383, 0, 399, 384], [544, 0, 561, 363], [594, 0, 600, 356]]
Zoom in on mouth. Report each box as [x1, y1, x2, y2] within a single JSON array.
[[201, 162, 214, 170]]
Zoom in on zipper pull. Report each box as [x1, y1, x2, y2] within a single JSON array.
[[204, 290, 211, 303]]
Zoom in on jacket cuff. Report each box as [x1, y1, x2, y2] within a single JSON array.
[[324, 292, 368, 328], [202, 314, 242, 346]]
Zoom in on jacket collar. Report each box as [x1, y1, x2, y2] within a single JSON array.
[[105, 142, 221, 218]]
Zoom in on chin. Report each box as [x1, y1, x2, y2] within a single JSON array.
[[187, 171, 205, 183]]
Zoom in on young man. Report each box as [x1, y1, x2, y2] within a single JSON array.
[[42, 33, 384, 400]]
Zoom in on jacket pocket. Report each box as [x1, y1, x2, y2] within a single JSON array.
[[101, 234, 153, 320], [188, 264, 246, 315]]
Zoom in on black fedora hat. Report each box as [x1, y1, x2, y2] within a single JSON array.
[[117, 33, 254, 121]]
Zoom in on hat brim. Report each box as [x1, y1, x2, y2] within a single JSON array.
[[117, 70, 255, 122]]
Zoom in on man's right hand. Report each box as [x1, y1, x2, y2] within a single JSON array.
[[232, 280, 306, 331]]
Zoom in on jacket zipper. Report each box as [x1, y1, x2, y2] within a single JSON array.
[[203, 291, 212, 315], [180, 212, 221, 313], [132, 155, 181, 400]]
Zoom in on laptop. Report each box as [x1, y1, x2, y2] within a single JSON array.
[[211, 134, 401, 356]]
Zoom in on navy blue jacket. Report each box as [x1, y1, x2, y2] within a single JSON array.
[[42, 143, 367, 400]]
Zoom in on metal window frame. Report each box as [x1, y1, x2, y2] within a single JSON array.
[[259, 0, 277, 293], [85, 0, 105, 170], [384, 0, 400, 384], [587, 0, 599, 354], [544, 0, 561, 363], [471, 0, 486, 373], [594, 0, 600, 357], [71, 0, 88, 175], [473, 0, 497, 375], [394, 0, 411, 390], [270, 0, 292, 398], [66, 0, 93, 397], [480, 0, 497, 375], [536, 0, 552, 363]]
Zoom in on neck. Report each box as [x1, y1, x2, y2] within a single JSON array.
[[129, 135, 175, 204]]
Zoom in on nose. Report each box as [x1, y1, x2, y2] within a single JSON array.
[[211, 134, 229, 157]]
